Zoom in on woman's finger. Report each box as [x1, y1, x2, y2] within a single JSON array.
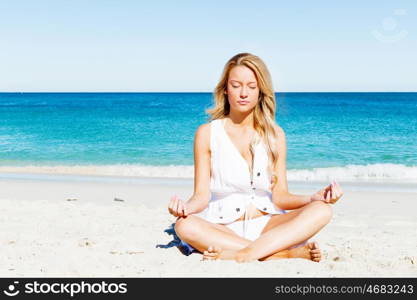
[[331, 184, 337, 200], [328, 187, 333, 202], [178, 199, 185, 217], [334, 185, 341, 200], [174, 198, 180, 216], [168, 196, 176, 214], [336, 183, 344, 197], [326, 184, 332, 195], [322, 189, 327, 202], [169, 194, 177, 208], [326, 184, 332, 202], [183, 203, 188, 216], [323, 188, 328, 202], [332, 184, 342, 199], [330, 185, 340, 203], [181, 200, 186, 217], [171, 197, 179, 216], [177, 200, 184, 217]]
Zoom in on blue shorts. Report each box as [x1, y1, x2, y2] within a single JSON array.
[[177, 240, 198, 256]]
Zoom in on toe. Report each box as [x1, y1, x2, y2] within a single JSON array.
[[311, 254, 320, 261], [309, 245, 321, 262], [308, 242, 318, 250], [203, 253, 216, 260]]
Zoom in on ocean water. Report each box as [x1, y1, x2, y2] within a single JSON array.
[[1, 92, 416, 183]]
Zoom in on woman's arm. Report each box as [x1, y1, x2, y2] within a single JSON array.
[[270, 125, 312, 210], [184, 123, 211, 215]]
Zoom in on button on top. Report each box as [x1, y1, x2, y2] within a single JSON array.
[[252, 187, 256, 190], [257, 172, 260, 176], [236, 208, 240, 212]]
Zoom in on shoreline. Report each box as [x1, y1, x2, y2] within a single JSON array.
[[1, 171, 417, 193], [0, 162, 416, 185]]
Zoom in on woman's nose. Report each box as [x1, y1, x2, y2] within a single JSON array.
[[240, 87, 248, 99]]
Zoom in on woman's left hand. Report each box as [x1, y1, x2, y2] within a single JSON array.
[[310, 181, 343, 204]]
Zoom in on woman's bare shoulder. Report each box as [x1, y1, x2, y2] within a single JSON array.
[[272, 123, 286, 139], [194, 122, 211, 148], [195, 122, 211, 136], [271, 123, 287, 156]]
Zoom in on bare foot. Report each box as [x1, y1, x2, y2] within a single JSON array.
[[203, 246, 286, 263], [202, 246, 221, 260], [202, 246, 237, 261], [288, 242, 321, 262], [203, 242, 322, 262]]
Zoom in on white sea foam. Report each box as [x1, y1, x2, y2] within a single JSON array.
[[287, 163, 417, 183], [0, 163, 416, 183], [0, 164, 195, 178]]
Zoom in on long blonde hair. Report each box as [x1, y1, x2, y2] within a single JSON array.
[[206, 53, 279, 187]]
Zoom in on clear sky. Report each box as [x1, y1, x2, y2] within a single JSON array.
[[0, 0, 416, 92]]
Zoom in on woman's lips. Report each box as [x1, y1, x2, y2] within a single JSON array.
[[237, 101, 249, 105]]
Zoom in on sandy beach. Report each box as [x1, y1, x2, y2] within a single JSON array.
[[0, 174, 416, 277]]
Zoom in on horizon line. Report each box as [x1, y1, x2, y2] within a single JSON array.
[[1, 91, 416, 94]]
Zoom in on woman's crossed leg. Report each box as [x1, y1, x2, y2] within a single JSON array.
[[174, 200, 331, 262]]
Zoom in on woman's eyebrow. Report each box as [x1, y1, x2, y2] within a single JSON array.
[[230, 79, 257, 84]]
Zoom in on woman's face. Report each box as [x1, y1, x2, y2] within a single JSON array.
[[225, 65, 260, 113]]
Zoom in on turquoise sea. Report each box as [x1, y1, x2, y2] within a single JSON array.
[[1, 92, 416, 183]]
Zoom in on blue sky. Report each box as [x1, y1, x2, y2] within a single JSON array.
[[0, 0, 416, 92]]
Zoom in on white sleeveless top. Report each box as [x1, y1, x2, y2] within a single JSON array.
[[200, 118, 286, 229]]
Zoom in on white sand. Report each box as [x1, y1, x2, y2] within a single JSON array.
[[0, 175, 416, 277]]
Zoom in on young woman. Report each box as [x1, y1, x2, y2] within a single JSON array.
[[168, 53, 343, 262]]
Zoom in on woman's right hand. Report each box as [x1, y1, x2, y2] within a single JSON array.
[[310, 181, 343, 204], [168, 194, 188, 217]]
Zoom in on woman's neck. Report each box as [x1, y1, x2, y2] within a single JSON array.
[[226, 111, 254, 129]]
